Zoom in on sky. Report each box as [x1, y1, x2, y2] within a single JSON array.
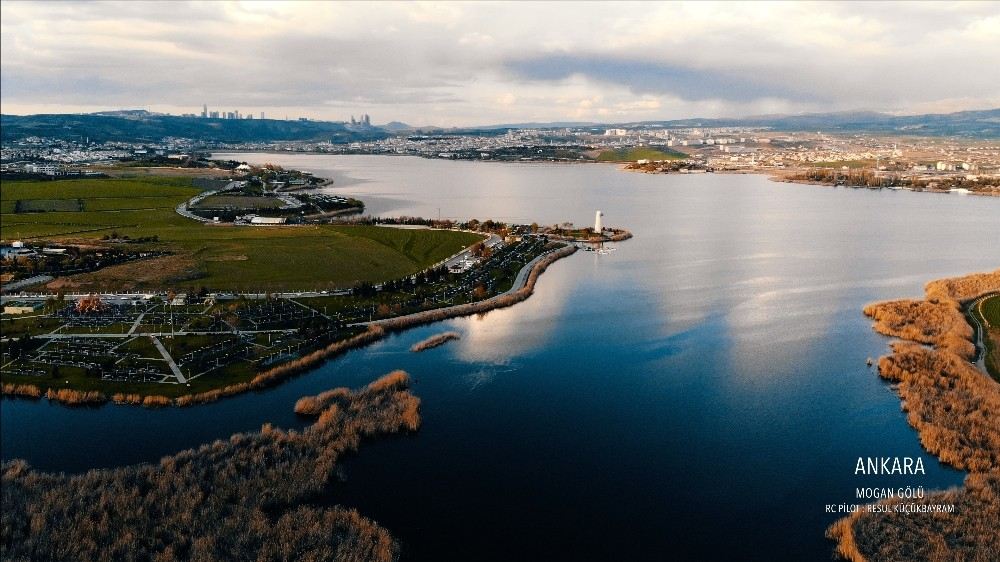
[[1, 1, 998, 126]]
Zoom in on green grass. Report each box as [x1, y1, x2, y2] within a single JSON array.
[[119, 337, 162, 359], [977, 295, 1000, 381], [0, 316, 65, 339], [596, 147, 687, 162], [1, 177, 200, 200], [1, 178, 483, 291], [980, 295, 1000, 326], [192, 195, 284, 210]]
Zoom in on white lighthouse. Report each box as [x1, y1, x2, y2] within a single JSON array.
[[594, 210, 603, 234]]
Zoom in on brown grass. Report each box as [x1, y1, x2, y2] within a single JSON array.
[[174, 382, 251, 407], [828, 473, 1000, 562], [111, 393, 143, 405], [52, 254, 202, 291], [410, 331, 461, 352], [926, 269, 1000, 302], [830, 267, 1000, 560], [1, 383, 43, 399], [141, 395, 172, 408], [877, 343, 1000, 472], [863, 299, 975, 360], [43, 387, 107, 405], [1, 371, 420, 561]]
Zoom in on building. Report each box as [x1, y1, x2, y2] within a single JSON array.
[[24, 163, 60, 175], [595, 210, 603, 233], [249, 216, 287, 225], [3, 302, 43, 315]]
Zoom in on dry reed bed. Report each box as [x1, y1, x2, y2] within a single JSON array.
[[863, 299, 975, 359], [1, 371, 420, 561], [410, 331, 461, 352], [828, 473, 999, 562], [828, 268, 1000, 561]]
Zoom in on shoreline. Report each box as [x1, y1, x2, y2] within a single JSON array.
[[1, 244, 577, 408], [619, 162, 1000, 197], [213, 151, 1000, 198], [2, 371, 419, 561], [827, 268, 1000, 561]]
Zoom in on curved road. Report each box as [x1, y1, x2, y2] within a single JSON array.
[[966, 291, 999, 373]]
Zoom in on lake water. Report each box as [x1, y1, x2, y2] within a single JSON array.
[[4, 155, 999, 560]]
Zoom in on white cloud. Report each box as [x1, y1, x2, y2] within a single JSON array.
[[1, 0, 997, 126]]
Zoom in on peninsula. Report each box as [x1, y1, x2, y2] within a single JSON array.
[[828, 268, 1000, 560], [1, 171, 606, 406]]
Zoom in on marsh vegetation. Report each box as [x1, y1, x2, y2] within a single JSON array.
[[829, 268, 1000, 561], [410, 331, 461, 352], [1, 371, 420, 561]]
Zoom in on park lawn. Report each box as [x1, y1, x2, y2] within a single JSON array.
[[119, 337, 163, 359], [2, 177, 483, 291], [192, 195, 284, 209], [57, 323, 133, 335], [979, 295, 1000, 381], [0, 316, 65, 339], [0, 365, 209, 398], [167, 224, 481, 291], [0, 177, 200, 201], [596, 147, 687, 162], [84, 197, 183, 211]]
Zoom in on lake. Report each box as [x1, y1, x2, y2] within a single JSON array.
[[4, 155, 999, 560]]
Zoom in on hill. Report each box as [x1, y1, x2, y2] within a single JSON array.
[[633, 108, 1000, 138], [0, 111, 389, 144], [596, 147, 688, 162]]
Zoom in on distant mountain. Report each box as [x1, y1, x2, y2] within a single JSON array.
[[379, 110, 1000, 137], [471, 121, 601, 130], [3, 108, 997, 143], [0, 111, 389, 144], [379, 121, 413, 132], [629, 109, 1000, 137]]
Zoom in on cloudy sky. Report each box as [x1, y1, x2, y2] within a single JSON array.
[[2, 1, 998, 126]]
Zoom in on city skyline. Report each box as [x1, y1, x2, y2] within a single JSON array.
[[2, 1, 999, 126]]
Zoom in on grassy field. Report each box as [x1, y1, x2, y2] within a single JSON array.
[[1, 178, 482, 291], [596, 147, 687, 162], [977, 294, 1000, 380], [192, 195, 284, 209]]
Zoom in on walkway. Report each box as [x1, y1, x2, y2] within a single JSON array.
[[151, 335, 187, 384], [967, 291, 1000, 373], [1, 275, 54, 294]]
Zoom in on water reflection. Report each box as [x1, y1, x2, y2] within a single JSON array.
[[5, 155, 998, 560]]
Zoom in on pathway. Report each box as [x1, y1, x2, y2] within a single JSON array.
[[150, 335, 187, 384]]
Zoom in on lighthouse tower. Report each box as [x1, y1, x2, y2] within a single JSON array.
[[594, 210, 603, 234]]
